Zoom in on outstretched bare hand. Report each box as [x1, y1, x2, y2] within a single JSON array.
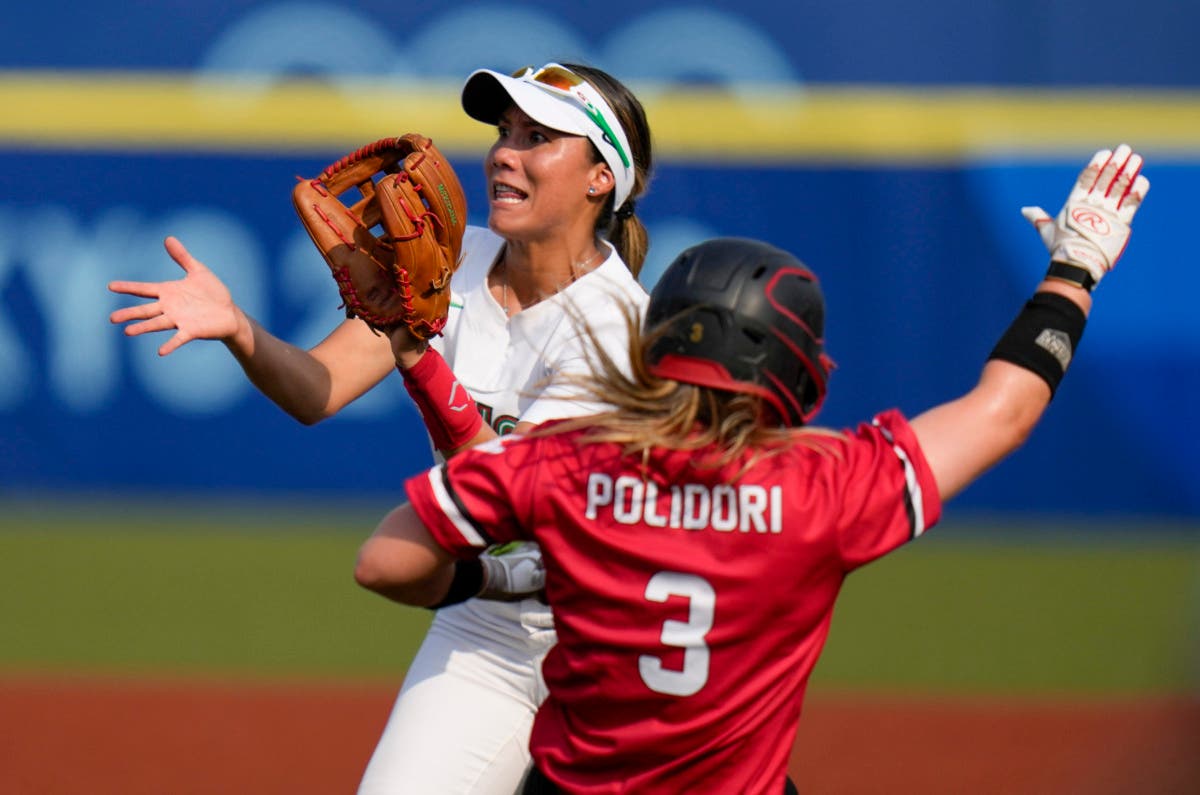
[[108, 236, 243, 356]]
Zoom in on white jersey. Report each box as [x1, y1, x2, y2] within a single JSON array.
[[357, 225, 649, 795], [434, 225, 646, 430]]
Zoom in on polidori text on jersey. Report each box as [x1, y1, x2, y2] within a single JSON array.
[[584, 473, 783, 533]]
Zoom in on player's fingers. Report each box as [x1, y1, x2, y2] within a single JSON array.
[[1020, 206, 1051, 225], [1133, 174, 1150, 201], [1117, 174, 1151, 223], [123, 315, 177, 337], [109, 301, 161, 324], [164, 236, 200, 273], [1020, 206, 1056, 249], [1077, 148, 1112, 195], [1099, 143, 1135, 198], [158, 331, 191, 357], [108, 280, 161, 299], [1113, 150, 1144, 207]]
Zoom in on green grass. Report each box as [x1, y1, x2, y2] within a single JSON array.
[[0, 498, 429, 681], [815, 525, 1200, 695], [1, 499, 1197, 694]]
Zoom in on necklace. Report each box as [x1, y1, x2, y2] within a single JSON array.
[[501, 246, 606, 317]]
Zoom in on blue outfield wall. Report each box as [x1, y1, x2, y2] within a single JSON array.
[[0, 0, 1198, 518], [1, 151, 1196, 517]]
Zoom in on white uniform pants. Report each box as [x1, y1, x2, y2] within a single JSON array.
[[357, 597, 555, 795]]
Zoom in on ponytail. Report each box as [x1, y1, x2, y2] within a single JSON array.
[[566, 62, 654, 280], [605, 206, 650, 277]]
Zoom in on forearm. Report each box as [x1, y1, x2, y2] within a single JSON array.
[[1035, 278, 1092, 315], [912, 360, 1050, 501], [226, 317, 393, 424], [909, 142, 1151, 501], [221, 316, 333, 424], [913, 279, 1090, 501], [396, 345, 487, 456]]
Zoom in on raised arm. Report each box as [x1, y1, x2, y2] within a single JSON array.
[[912, 145, 1149, 500], [109, 236, 395, 424], [912, 280, 1086, 500]]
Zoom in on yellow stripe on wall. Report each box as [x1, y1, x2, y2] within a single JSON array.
[[2, 71, 1198, 163]]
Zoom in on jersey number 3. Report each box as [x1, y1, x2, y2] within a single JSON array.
[[638, 571, 715, 697]]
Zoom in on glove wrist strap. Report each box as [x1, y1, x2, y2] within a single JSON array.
[[1046, 260, 1097, 293], [427, 560, 484, 610], [400, 349, 484, 452]]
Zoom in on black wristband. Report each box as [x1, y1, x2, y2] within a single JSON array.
[[1046, 260, 1097, 292], [427, 559, 484, 610], [988, 291, 1087, 398]]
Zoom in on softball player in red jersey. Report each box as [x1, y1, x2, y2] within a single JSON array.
[[110, 63, 654, 794], [407, 408, 930, 795], [355, 146, 1148, 794]]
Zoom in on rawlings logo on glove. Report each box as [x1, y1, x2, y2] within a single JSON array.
[[1022, 143, 1150, 291], [293, 134, 468, 337]]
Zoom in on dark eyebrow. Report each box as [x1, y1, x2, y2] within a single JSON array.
[[496, 103, 520, 127]]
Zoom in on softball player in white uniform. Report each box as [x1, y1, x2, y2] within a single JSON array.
[[110, 61, 655, 794], [355, 60, 653, 792], [356, 225, 648, 794]]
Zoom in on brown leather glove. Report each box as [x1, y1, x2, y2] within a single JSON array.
[[292, 134, 468, 338]]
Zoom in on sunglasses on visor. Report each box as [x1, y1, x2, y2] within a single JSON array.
[[511, 64, 632, 170]]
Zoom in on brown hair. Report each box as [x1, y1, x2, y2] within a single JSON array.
[[564, 63, 653, 278]]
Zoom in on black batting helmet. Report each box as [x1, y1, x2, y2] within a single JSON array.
[[645, 238, 833, 426]]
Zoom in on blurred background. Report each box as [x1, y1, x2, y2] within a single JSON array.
[[1, 1, 1198, 792]]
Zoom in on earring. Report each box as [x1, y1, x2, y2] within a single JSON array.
[[587, 186, 596, 195]]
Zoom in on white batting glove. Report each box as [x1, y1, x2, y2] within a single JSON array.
[[1021, 144, 1150, 291], [478, 541, 546, 601]]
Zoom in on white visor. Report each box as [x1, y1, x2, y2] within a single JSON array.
[[461, 63, 635, 211]]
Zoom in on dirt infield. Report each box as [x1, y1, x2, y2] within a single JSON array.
[[1, 675, 1196, 794]]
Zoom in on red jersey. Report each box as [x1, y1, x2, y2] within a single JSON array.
[[405, 409, 941, 794]]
